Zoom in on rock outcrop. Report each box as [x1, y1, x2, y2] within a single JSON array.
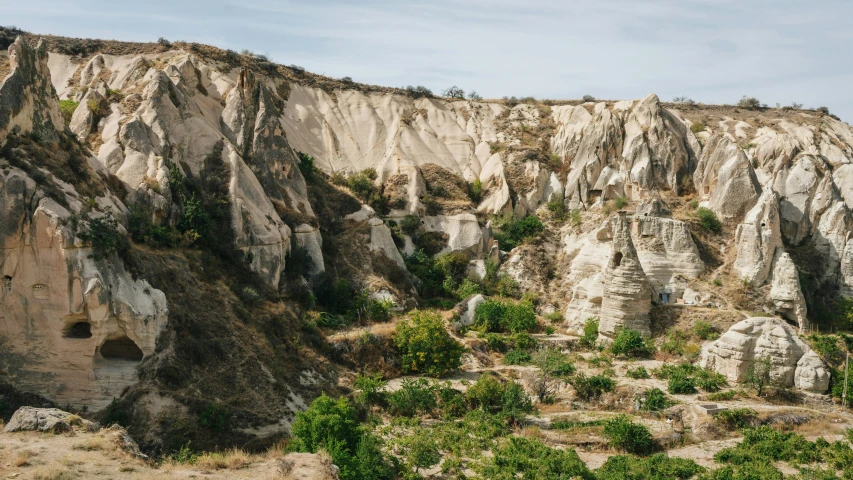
[[3, 407, 93, 433], [733, 190, 782, 286], [700, 317, 829, 393], [770, 250, 809, 331], [694, 134, 761, 224], [598, 212, 653, 340]]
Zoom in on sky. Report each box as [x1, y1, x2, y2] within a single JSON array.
[[3, 0, 851, 122]]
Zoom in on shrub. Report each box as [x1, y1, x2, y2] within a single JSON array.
[[291, 395, 390, 480], [626, 366, 650, 379], [510, 332, 538, 350], [468, 178, 483, 203], [695, 369, 728, 392], [690, 122, 706, 134], [503, 96, 519, 107], [466, 374, 506, 413], [473, 300, 537, 333], [77, 212, 128, 261], [354, 373, 387, 404], [59, 99, 79, 125], [504, 349, 532, 365], [86, 98, 108, 117], [668, 374, 697, 394], [610, 329, 653, 358], [501, 382, 534, 424], [546, 193, 567, 222], [387, 378, 438, 417], [714, 408, 757, 431], [613, 196, 629, 209], [296, 151, 317, 180], [341, 76, 353, 83], [597, 454, 703, 480], [707, 390, 738, 401], [639, 388, 671, 411], [492, 214, 544, 251], [199, 403, 230, 431], [478, 436, 592, 479], [697, 207, 722, 233], [694, 321, 719, 340], [672, 96, 695, 104], [570, 373, 615, 400], [603, 415, 655, 455], [394, 310, 465, 377], [817, 106, 830, 115], [468, 91, 482, 101], [582, 94, 595, 102], [737, 96, 762, 109], [579, 317, 599, 349]]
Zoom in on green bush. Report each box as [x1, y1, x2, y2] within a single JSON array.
[[533, 348, 576, 379], [597, 454, 704, 480], [668, 373, 698, 394], [610, 329, 653, 358], [546, 193, 567, 222], [580, 317, 599, 349], [707, 390, 738, 401], [714, 408, 758, 431], [639, 388, 672, 412], [403, 428, 440, 473], [290, 395, 391, 480], [386, 378, 438, 417], [504, 349, 532, 365], [510, 332, 538, 350], [466, 373, 506, 414], [570, 373, 615, 400], [59, 99, 79, 125], [354, 373, 387, 404], [493, 214, 544, 251], [626, 366, 651, 379], [613, 196, 629, 209], [743, 355, 773, 396], [697, 207, 722, 233], [693, 321, 719, 340], [473, 299, 537, 333], [199, 403, 230, 431], [690, 122, 706, 134], [394, 310, 465, 377], [477, 436, 593, 479], [468, 179, 483, 203], [296, 151, 317, 180], [501, 382, 534, 424], [603, 415, 655, 455], [77, 212, 129, 261]]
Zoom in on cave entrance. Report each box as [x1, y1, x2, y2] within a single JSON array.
[[64, 322, 92, 339], [99, 337, 143, 361], [613, 252, 623, 267]]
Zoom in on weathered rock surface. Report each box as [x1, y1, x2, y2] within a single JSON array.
[[3, 407, 86, 433], [770, 250, 808, 331], [694, 134, 761, 224], [700, 317, 829, 393], [733, 190, 782, 286], [454, 294, 486, 328], [598, 212, 653, 340]]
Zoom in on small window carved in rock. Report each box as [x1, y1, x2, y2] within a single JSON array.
[[64, 322, 92, 339], [3, 276, 10, 293], [31, 284, 49, 299], [613, 252, 623, 267]]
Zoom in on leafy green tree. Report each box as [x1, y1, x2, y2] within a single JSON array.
[[394, 310, 464, 377], [579, 317, 599, 349], [744, 355, 773, 396], [405, 428, 441, 473], [466, 373, 506, 413], [501, 382, 533, 425]]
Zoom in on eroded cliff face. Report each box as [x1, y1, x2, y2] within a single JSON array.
[[5, 29, 853, 444], [0, 38, 167, 410]]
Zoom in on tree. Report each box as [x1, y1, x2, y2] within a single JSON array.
[[442, 85, 465, 99], [468, 91, 482, 101], [744, 355, 773, 396], [405, 428, 440, 473], [582, 94, 596, 102], [610, 329, 653, 358], [501, 382, 533, 425], [394, 310, 465, 377], [737, 96, 762, 109], [290, 395, 361, 454]]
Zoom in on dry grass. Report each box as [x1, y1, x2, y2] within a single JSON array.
[[73, 436, 108, 452], [195, 449, 251, 470], [31, 466, 74, 480], [14, 449, 36, 467]]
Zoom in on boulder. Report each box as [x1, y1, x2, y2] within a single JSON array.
[[4, 407, 82, 433], [598, 212, 653, 340], [700, 317, 829, 393], [454, 294, 486, 328], [368, 218, 405, 267]]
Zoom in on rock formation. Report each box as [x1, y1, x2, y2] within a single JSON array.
[[598, 212, 653, 340], [733, 189, 782, 286], [700, 317, 829, 393]]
